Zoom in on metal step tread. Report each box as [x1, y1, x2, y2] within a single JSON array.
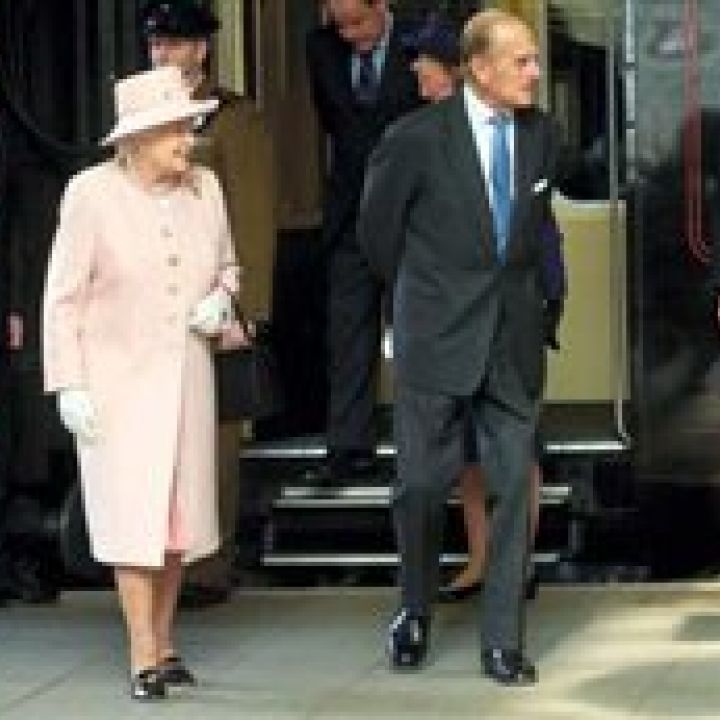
[[272, 483, 572, 509], [243, 437, 628, 461], [262, 550, 562, 568]]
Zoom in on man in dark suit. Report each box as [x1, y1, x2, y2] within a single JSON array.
[[306, 0, 420, 482], [357, 9, 558, 684]]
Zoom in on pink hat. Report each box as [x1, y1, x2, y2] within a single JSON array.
[[101, 66, 218, 146]]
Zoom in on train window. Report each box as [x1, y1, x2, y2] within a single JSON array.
[[547, 2, 627, 201]]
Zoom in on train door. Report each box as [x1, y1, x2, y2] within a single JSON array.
[[633, 0, 720, 481], [497, 0, 631, 447]]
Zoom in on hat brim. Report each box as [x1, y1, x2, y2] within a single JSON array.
[[100, 97, 218, 146]]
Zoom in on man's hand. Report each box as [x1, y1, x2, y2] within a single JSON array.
[[188, 288, 232, 336], [543, 299, 563, 351], [57, 388, 99, 445]]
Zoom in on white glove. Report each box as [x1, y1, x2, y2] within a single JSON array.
[[58, 388, 99, 444], [188, 288, 232, 336]]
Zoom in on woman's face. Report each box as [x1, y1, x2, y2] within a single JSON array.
[[135, 119, 196, 180], [412, 55, 456, 102], [148, 36, 208, 82]]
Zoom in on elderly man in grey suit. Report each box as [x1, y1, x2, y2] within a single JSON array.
[[357, 10, 558, 684]]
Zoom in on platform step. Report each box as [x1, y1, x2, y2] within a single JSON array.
[[271, 483, 573, 510], [242, 437, 628, 462], [261, 551, 562, 568]]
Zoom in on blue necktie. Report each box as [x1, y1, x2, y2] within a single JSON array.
[[490, 115, 511, 261], [355, 51, 377, 106]]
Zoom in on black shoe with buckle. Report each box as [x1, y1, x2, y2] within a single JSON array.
[[387, 609, 429, 670], [130, 667, 166, 701], [157, 655, 196, 687], [481, 648, 537, 686]]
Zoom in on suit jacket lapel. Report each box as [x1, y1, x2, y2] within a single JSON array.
[[442, 93, 496, 264], [509, 112, 535, 250], [376, 26, 404, 107], [329, 35, 354, 106]]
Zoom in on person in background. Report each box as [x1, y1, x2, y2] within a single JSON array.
[[43, 66, 244, 700], [141, 0, 276, 608], [403, 14, 566, 603], [306, 0, 420, 484], [358, 9, 560, 684]]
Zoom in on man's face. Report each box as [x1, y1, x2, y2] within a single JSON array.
[[469, 20, 540, 110], [326, 0, 386, 54], [411, 56, 455, 103], [148, 35, 208, 80]]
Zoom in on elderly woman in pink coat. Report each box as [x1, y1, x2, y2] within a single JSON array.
[[42, 66, 245, 701]]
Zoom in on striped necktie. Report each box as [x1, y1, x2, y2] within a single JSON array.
[[490, 115, 511, 261], [355, 51, 378, 106]]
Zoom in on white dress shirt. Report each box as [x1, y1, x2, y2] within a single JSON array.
[[462, 83, 516, 208], [351, 12, 393, 88]]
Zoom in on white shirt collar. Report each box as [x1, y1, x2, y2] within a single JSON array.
[[351, 12, 393, 83], [462, 83, 516, 200], [463, 83, 512, 124], [377, 11, 393, 58]]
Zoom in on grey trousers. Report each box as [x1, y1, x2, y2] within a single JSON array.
[[393, 364, 538, 651]]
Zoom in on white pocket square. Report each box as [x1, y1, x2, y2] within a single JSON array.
[[531, 178, 549, 194]]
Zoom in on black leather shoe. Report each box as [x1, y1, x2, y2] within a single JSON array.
[[438, 577, 483, 603], [387, 609, 429, 670], [157, 655, 196, 687], [481, 648, 537, 686], [130, 667, 167, 701]]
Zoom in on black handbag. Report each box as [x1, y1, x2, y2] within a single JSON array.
[[215, 321, 282, 422]]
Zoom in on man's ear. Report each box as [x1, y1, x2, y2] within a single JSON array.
[[468, 55, 489, 86]]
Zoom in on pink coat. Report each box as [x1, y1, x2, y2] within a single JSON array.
[[43, 161, 239, 567]]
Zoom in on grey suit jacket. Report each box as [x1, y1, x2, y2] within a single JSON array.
[[357, 90, 558, 402]]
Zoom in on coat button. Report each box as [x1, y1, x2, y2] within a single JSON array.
[[167, 284, 179, 296], [167, 254, 180, 267]]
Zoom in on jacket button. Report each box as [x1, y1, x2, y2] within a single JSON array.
[[167, 284, 179, 296], [168, 254, 180, 267]]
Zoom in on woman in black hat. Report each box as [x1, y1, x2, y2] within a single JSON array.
[[404, 14, 463, 102]]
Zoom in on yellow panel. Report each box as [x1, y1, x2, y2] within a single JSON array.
[[491, 0, 542, 33], [212, 0, 245, 95], [546, 197, 627, 401]]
